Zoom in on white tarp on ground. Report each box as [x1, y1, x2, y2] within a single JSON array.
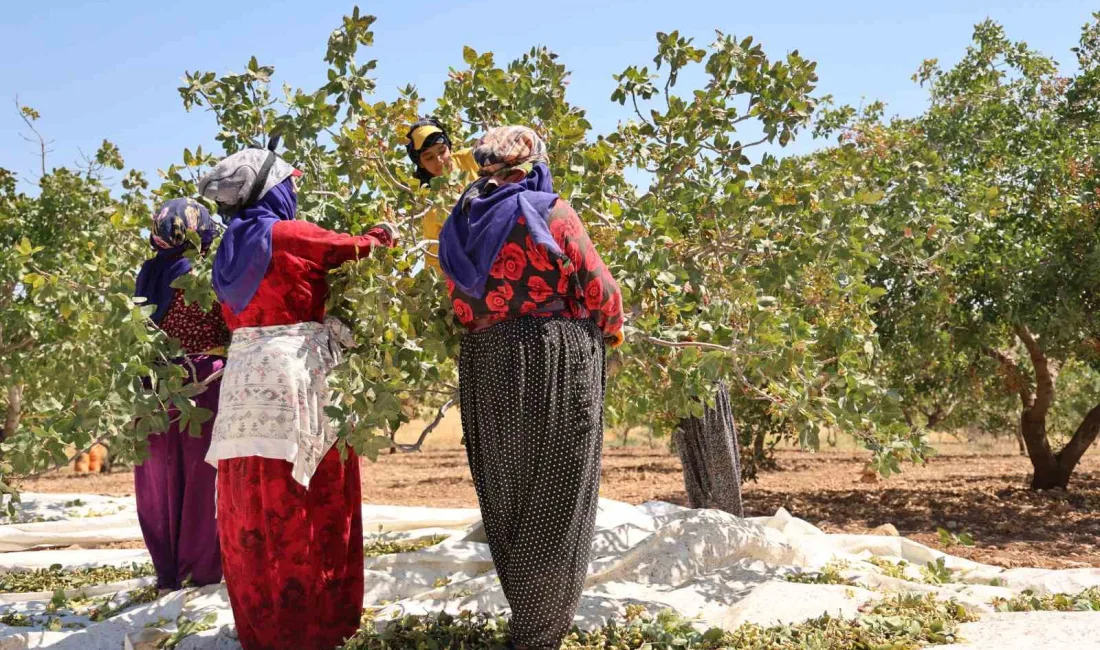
[[0, 493, 1097, 649], [0, 493, 481, 553]]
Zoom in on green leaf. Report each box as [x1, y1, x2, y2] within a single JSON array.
[[855, 189, 885, 205]]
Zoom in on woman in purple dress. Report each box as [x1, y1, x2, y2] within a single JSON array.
[[132, 198, 227, 590]]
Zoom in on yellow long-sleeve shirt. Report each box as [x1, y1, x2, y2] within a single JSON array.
[[422, 148, 479, 271]]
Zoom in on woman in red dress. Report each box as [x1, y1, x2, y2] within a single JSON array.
[[198, 148, 396, 650]]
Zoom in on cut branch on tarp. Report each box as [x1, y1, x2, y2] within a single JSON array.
[[643, 335, 734, 353]]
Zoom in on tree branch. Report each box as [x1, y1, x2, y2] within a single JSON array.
[[398, 205, 433, 229], [1014, 325, 1054, 414], [589, 209, 617, 228], [740, 135, 771, 149], [370, 156, 417, 195], [1056, 402, 1100, 479], [983, 346, 1033, 408], [685, 241, 763, 259], [3, 384, 23, 439], [643, 335, 734, 353], [15, 97, 52, 178], [0, 337, 34, 357], [20, 434, 110, 479], [631, 91, 655, 129], [395, 398, 454, 453], [642, 336, 778, 404]]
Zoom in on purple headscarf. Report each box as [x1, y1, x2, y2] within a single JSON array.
[[439, 163, 561, 298], [211, 178, 298, 314], [135, 198, 216, 324], [439, 126, 561, 298]]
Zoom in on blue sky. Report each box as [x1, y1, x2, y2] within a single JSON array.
[[2, 1, 1096, 193]]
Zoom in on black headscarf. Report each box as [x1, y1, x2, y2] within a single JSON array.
[[405, 117, 453, 187]]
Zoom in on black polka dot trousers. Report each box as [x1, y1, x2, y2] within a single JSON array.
[[459, 316, 605, 650]]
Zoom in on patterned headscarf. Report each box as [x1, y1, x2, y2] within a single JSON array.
[[456, 125, 551, 215], [471, 125, 549, 175], [199, 148, 304, 314], [134, 198, 217, 324], [439, 126, 561, 298], [198, 148, 300, 213], [149, 198, 216, 252]]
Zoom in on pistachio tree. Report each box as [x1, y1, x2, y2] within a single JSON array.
[[0, 107, 226, 501], [161, 8, 934, 472], [1, 7, 948, 495], [847, 17, 1100, 488]]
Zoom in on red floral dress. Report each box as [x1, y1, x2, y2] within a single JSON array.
[[446, 200, 624, 343], [158, 290, 230, 354]]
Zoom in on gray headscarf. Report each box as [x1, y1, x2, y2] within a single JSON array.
[[197, 149, 299, 212]]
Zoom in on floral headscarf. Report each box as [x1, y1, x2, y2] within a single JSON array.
[[455, 126, 551, 214], [135, 198, 217, 324], [150, 198, 217, 252]]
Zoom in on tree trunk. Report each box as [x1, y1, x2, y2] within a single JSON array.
[[2, 384, 22, 441], [990, 329, 1100, 489], [925, 409, 942, 431], [1004, 328, 1062, 489], [1014, 424, 1026, 456], [753, 427, 766, 462], [1021, 408, 1063, 489]]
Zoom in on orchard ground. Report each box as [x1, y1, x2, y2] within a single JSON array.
[[19, 416, 1100, 571]]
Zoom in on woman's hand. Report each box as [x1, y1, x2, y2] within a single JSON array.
[[371, 223, 400, 247]]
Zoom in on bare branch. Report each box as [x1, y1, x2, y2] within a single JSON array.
[[311, 190, 351, 199], [631, 91, 655, 129], [643, 335, 734, 353], [406, 239, 437, 257], [740, 135, 772, 149], [589, 209, 617, 228], [397, 205, 433, 229], [395, 398, 455, 453], [370, 156, 418, 195], [14, 97, 53, 177]]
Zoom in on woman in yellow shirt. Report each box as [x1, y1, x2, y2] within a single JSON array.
[[405, 118, 479, 270]]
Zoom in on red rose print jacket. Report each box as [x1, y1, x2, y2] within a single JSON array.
[[446, 199, 624, 345]]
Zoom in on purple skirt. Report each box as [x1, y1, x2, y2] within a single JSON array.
[[134, 354, 223, 589]]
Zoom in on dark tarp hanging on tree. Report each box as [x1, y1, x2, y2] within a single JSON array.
[[672, 383, 744, 517]]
